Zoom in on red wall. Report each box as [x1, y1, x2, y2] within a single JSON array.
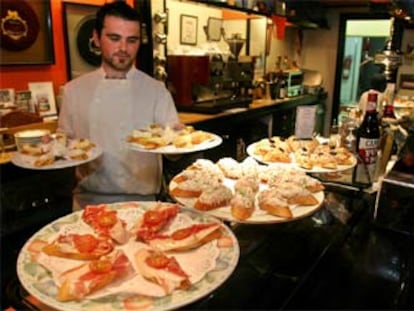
[[0, 0, 134, 96]]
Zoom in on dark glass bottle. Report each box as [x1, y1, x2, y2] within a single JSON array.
[[354, 92, 380, 185], [383, 102, 396, 118], [278, 76, 286, 99], [382, 83, 396, 119]]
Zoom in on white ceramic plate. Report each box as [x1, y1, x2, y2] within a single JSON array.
[[17, 201, 239, 311], [126, 133, 223, 154], [169, 177, 324, 224], [246, 142, 357, 173], [11, 145, 102, 170]]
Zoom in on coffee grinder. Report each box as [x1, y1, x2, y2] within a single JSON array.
[[167, 33, 254, 114]]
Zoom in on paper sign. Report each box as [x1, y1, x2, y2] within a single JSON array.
[[295, 105, 317, 139], [28, 82, 57, 118]]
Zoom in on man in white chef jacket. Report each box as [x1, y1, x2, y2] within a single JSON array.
[[58, 1, 180, 210]]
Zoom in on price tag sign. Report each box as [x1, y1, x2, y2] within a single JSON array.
[[295, 105, 317, 139]]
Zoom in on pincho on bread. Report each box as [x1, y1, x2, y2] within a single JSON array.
[[230, 192, 255, 221], [68, 148, 88, 161], [135, 203, 179, 241], [42, 233, 114, 260], [258, 188, 293, 219], [72, 138, 95, 151], [57, 250, 132, 302], [194, 184, 233, 211], [276, 182, 319, 206], [82, 204, 130, 244], [134, 248, 191, 295], [146, 222, 223, 252], [33, 153, 55, 167]]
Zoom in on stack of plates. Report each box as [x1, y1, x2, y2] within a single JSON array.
[[14, 129, 50, 151]]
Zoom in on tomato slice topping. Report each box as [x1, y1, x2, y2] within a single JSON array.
[[143, 210, 165, 226], [145, 252, 170, 269], [171, 223, 216, 240], [89, 259, 113, 274], [73, 234, 99, 253], [171, 227, 192, 240], [141, 205, 179, 232], [97, 211, 117, 228]]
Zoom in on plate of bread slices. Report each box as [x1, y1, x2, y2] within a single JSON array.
[[17, 201, 239, 311], [126, 124, 222, 154], [246, 135, 357, 173], [11, 133, 102, 170], [169, 157, 325, 224]]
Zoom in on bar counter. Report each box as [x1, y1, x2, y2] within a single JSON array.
[[2, 94, 414, 309], [178, 94, 322, 126], [2, 184, 414, 309]]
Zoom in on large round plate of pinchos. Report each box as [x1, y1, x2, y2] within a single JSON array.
[[17, 201, 239, 311], [169, 157, 325, 224], [246, 135, 357, 173], [125, 124, 222, 154], [11, 133, 102, 170]]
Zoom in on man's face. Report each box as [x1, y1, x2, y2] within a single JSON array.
[[94, 15, 140, 74]]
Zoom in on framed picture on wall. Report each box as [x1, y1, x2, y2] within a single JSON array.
[[63, 2, 101, 80], [205, 17, 223, 42], [0, 0, 54, 66], [180, 14, 198, 46]]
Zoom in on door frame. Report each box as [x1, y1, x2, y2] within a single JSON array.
[[331, 12, 391, 125]]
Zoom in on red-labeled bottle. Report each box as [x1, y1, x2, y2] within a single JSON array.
[[382, 83, 396, 119], [382, 98, 396, 119], [354, 92, 380, 185]]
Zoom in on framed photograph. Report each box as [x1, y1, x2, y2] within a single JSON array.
[[15, 90, 34, 113], [63, 2, 101, 80], [205, 17, 223, 42], [180, 14, 198, 46], [0, 89, 15, 108], [28, 82, 57, 119], [0, 0, 54, 66]]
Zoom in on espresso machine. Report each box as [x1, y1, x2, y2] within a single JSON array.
[[167, 34, 254, 114]]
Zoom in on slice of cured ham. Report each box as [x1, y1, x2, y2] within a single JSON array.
[[57, 250, 132, 301], [82, 204, 130, 244], [135, 248, 190, 295], [147, 223, 222, 252]]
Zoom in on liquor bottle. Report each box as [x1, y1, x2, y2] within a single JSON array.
[[354, 92, 380, 185]]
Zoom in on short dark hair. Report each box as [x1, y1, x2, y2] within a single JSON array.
[[95, 1, 140, 37]]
